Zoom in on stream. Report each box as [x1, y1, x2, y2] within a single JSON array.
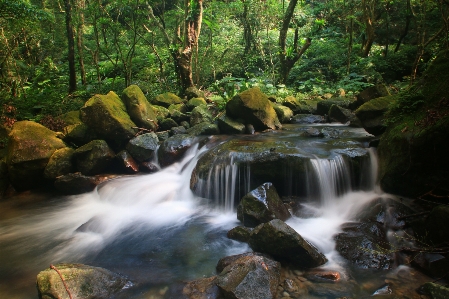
[[0, 123, 432, 298]]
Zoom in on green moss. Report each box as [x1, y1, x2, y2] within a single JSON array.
[[152, 92, 183, 108]]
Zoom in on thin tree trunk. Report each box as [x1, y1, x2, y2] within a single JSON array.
[[76, 0, 86, 85], [362, 0, 375, 57], [394, 0, 412, 53], [65, 0, 77, 93], [347, 17, 353, 74]]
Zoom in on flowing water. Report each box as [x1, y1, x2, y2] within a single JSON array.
[[0, 124, 429, 298]]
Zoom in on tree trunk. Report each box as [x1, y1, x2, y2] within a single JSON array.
[[362, 0, 375, 57], [76, 0, 86, 85], [242, 0, 253, 54], [65, 0, 77, 93], [394, 0, 412, 53]]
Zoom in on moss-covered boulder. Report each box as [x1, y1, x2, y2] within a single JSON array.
[[421, 205, 449, 246], [152, 105, 170, 122], [152, 92, 183, 108], [355, 96, 395, 136], [187, 123, 220, 136], [60, 110, 82, 125], [44, 147, 75, 179], [355, 84, 390, 109], [187, 97, 207, 111], [248, 219, 328, 268], [170, 109, 190, 124], [6, 121, 66, 191], [217, 114, 246, 134], [329, 105, 361, 127], [237, 182, 290, 227], [36, 263, 130, 299], [74, 140, 115, 175], [122, 84, 158, 131], [420, 282, 449, 299], [185, 86, 205, 100], [190, 105, 213, 126], [159, 118, 178, 131], [282, 96, 319, 114], [226, 87, 281, 131], [272, 103, 293, 123], [126, 133, 159, 162], [62, 123, 97, 146], [227, 226, 252, 243], [316, 97, 357, 116], [80, 91, 136, 149]]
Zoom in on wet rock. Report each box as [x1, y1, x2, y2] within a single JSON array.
[[152, 92, 183, 108], [139, 161, 159, 173], [44, 147, 75, 179], [122, 84, 158, 131], [272, 103, 293, 123], [217, 114, 246, 134], [226, 87, 281, 131], [216, 252, 271, 273], [62, 123, 97, 146], [227, 226, 252, 243], [301, 127, 323, 138], [80, 91, 137, 149], [420, 282, 449, 299], [372, 284, 393, 295], [6, 121, 66, 191], [291, 114, 325, 124], [115, 150, 139, 174], [182, 276, 219, 299], [156, 130, 170, 141], [248, 219, 328, 268], [159, 118, 179, 131], [190, 105, 213, 127], [305, 269, 341, 282], [335, 222, 393, 269], [36, 263, 130, 299], [187, 97, 208, 110], [355, 96, 395, 136], [216, 253, 281, 299], [413, 253, 449, 279], [187, 123, 220, 136], [316, 97, 357, 116], [126, 132, 159, 162], [54, 173, 111, 194], [158, 134, 196, 167], [329, 105, 361, 127], [171, 126, 187, 136], [307, 281, 357, 298], [74, 140, 115, 175], [237, 183, 290, 227]]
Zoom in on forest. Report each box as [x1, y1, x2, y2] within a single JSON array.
[[1, 0, 448, 126]]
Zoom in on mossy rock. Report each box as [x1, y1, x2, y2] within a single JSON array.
[[227, 226, 252, 243], [152, 105, 170, 121], [355, 96, 396, 135], [187, 123, 220, 136], [186, 97, 207, 111], [272, 103, 293, 123], [159, 118, 178, 131], [44, 147, 75, 179], [190, 105, 213, 126], [62, 123, 97, 146], [80, 91, 136, 150], [60, 110, 82, 125], [122, 84, 158, 131], [169, 109, 190, 124], [6, 121, 66, 191], [74, 140, 115, 175], [355, 84, 390, 109], [217, 114, 246, 134], [152, 92, 183, 108], [185, 86, 205, 100], [168, 103, 188, 114], [316, 97, 357, 116], [36, 263, 130, 299], [226, 87, 281, 131]]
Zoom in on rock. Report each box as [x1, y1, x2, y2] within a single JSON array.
[[62, 123, 97, 146], [180, 121, 190, 129], [158, 134, 196, 167], [413, 252, 449, 278], [355, 84, 390, 109], [185, 87, 205, 100], [422, 205, 449, 246], [301, 127, 323, 138], [54, 173, 111, 195], [74, 140, 115, 175], [304, 269, 341, 282], [152, 92, 183, 108], [187, 123, 220, 136], [80, 91, 136, 149], [291, 114, 325, 124], [182, 276, 219, 299], [44, 147, 75, 179], [335, 221, 393, 269], [227, 226, 252, 243], [217, 114, 246, 134], [170, 109, 190, 124], [420, 282, 449, 299], [316, 97, 357, 116], [226, 87, 281, 131], [122, 84, 158, 131], [190, 105, 213, 126], [355, 95, 395, 136], [216, 253, 281, 299], [169, 103, 188, 114], [156, 130, 170, 141], [139, 161, 159, 173], [60, 110, 82, 125], [36, 263, 130, 299], [187, 97, 208, 110], [283, 97, 318, 114], [115, 150, 139, 174], [0, 160, 9, 197], [159, 118, 179, 131], [248, 219, 327, 268], [153, 105, 170, 120], [6, 121, 66, 191], [328, 104, 361, 127], [171, 126, 187, 135], [272, 103, 293, 123], [237, 182, 290, 227], [126, 133, 159, 162], [245, 124, 255, 134], [216, 252, 271, 273]]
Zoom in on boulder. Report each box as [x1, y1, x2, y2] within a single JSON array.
[[421, 205, 449, 246], [355, 96, 395, 136], [59, 110, 82, 125], [355, 84, 390, 108], [6, 121, 66, 191], [217, 114, 246, 134], [44, 147, 75, 180], [237, 182, 290, 227], [420, 282, 449, 299], [227, 226, 252, 243], [169, 103, 188, 114], [216, 253, 281, 299], [74, 140, 115, 175], [187, 123, 220, 136], [190, 105, 213, 126], [156, 131, 170, 141], [80, 91, 136, 149], [139, 161, 159, 173], [216, 252, 270, 273], [62, 123, 97, 146], [283, 97, 318, 114], [272, 103, 293, 123], [316, 97, 357, 116], [248, 219, 327, 268], [159, 118, 179, 131], [300, 127, 324, 138], [114, 150, 139, 174], [328, 104, 361, 127], [187, 97, 207, 110], [335, 221, 393, 269], [152, 92, 183, 108], [180, 121, 190, 129], [153, 105, 170, 121], [36, 263, 130, 299], [226, 87, 281, 131], [126, 133, 159, 162], [122, 84, 158, 131], [185, 87, 205, 99], [54, 173, 111, 195], [170, 109, 190, 124], [182, 276, 219, 299], [158, 134, 197, 167], [171, 126, 187, 136], [291, 114, 325, 124]]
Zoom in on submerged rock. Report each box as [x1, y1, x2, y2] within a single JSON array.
[[182, 276, 219, 299], [237, 182, 290, 227], [291, 114, 325, 124], [36, 263, 130, 299], [248, 219, 327, 268]]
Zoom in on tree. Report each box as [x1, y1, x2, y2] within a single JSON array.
[[65, 0, 77, 93]]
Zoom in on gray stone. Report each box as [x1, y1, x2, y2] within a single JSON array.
[[126, 133, 159, 162]]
